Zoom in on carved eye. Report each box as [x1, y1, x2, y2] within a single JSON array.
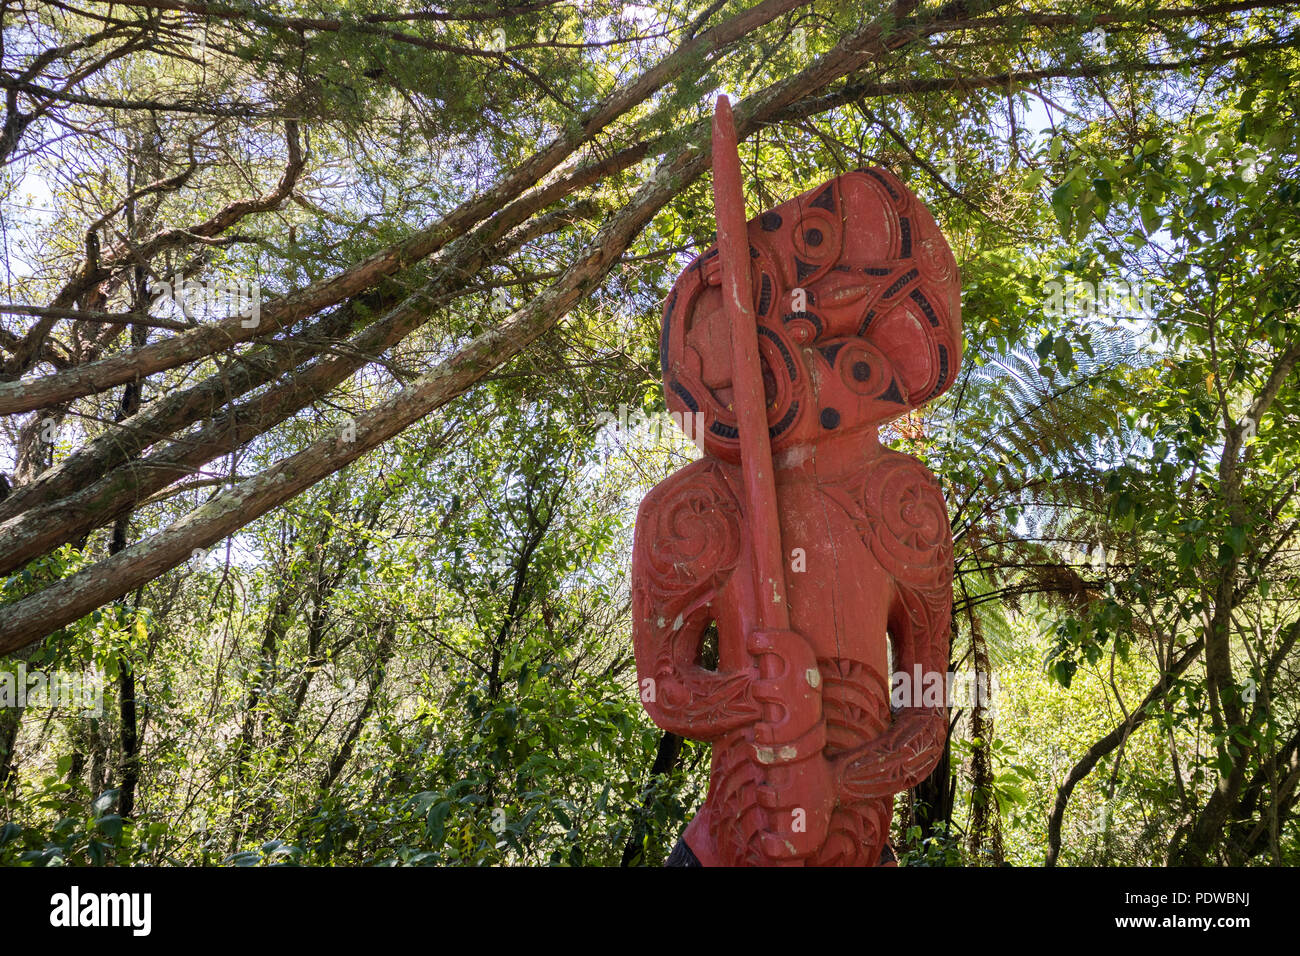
[[838, 344, 882, 395], [793, 209, 839, 262], [785, 183, 844, 285]]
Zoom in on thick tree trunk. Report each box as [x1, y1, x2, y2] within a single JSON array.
[[621, 731, 684, 867]]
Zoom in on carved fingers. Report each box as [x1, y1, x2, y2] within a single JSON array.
[[747, 627, 824, 756], [649, 662, 762, 740], [834, 706, 948, 800]]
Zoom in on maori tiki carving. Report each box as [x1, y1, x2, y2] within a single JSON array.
[[631, 98, 962, 866]]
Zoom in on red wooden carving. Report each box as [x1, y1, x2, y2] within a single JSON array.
[[631, 98, 961, 866]]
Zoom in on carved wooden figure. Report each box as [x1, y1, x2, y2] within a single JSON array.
[[631, 98, 961, 866]]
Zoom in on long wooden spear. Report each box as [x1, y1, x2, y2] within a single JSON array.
[[711, 95, 790, 634]]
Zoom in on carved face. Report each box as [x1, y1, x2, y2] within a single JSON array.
[[659, 167, 961, 462]]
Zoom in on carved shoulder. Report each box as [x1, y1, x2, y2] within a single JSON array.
[[828, 451, 953, 594], [631, 458, 743, 624]]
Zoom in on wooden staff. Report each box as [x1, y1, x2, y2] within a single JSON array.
[[710, 97, 790, 649]]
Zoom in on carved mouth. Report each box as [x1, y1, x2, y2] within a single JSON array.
[[709, 366, 778, 411]]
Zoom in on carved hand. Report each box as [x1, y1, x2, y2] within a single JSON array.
[[832, 705, 948, 801], [650, 665, 761, 740], [745, 628, 833, 861]]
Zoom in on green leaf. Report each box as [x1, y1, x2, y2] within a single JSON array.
[[425, 801, 452, 847], [1050, 184, 1076, 235], [1140, 202, 1162, 234]]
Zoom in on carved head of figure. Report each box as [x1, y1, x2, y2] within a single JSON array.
[[659, 167, 962, 463]]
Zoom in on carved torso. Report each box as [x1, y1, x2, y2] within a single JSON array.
[[633, 444, 952, 865]]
